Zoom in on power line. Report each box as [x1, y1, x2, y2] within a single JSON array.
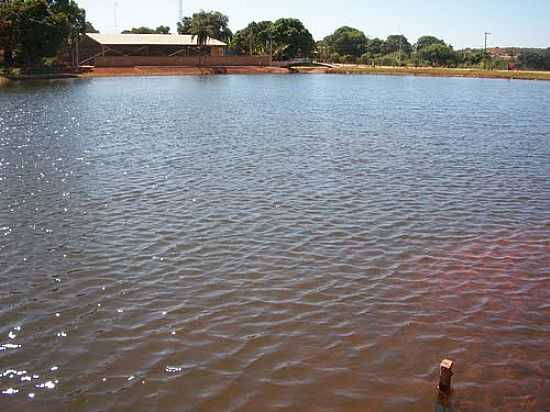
[[484, 32, 492, 54]]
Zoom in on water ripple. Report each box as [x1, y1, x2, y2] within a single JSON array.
[[1, 75, 550, 411]]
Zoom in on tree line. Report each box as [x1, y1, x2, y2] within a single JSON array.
[[317, 26, 550, 70], [124, 11, 316, 62], [1, 3, 549, 71]]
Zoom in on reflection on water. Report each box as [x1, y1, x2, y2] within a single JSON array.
[[1, 75, 550, 411]]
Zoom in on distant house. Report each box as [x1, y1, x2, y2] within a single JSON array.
[[487, 47, 514, 62], [78, 33, 227, 66]]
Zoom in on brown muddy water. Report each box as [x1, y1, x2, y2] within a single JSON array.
[[1, 75, 550, 411]]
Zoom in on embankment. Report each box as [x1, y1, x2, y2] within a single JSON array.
[[294, 65, 550, 81], [83, 66, 290, 78]]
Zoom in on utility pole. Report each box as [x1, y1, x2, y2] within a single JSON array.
[[178, 0, 183, 23], [483, 32, 492, 69]]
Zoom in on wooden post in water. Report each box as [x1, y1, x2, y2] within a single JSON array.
[[438, 359, 454, 396]]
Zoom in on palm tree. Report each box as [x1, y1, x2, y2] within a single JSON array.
[[189, 11, 216, 66]]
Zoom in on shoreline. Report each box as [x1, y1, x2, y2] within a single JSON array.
[[81, 66, 291, 77], [3, 66, 550, 82], [294, 65, 550, 81]]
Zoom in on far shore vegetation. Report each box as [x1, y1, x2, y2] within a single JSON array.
[[1, 1, 550, 80]]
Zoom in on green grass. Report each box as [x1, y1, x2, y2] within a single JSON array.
[[1, 67, 24, 79]]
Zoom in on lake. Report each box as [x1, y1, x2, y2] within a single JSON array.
[[1, 74, 550, 411]]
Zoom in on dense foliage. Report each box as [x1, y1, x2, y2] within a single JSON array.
[[177, 10, 232, 43], [231, 21, 274, 56], [231, 18, 315, 60], [518, 48, 550, 70], [416, 35, 446, 50], [0, 0, 87, 67], [317, 28, 550, 70], [270, 18, 315, 60], [122, 26, 170, 34], [320, 26, 367, 58]]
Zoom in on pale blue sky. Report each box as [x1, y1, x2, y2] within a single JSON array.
[[79, 0, 550, 49]]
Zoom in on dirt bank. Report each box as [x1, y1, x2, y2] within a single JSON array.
[[294, 65, 550, 81], [0, 76, 9, 87], [83, 66, 290, 78]]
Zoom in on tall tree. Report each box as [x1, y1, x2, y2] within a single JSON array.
[[49, 0, 86, 65], [0, 0, 86, 67], [232, 21, 273, 55], [184, 11, 221, 65], [270, 18, 315, 60], [0, 0, 17, 66], [418, 43, 454, 66], [177, 10, 232, 42], [365, 37, 383, 56], [322, 26, 368, 58], [383, 34, 412, 55], [415, 35, 445, 50]]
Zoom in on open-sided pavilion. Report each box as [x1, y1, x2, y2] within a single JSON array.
[[78, 33, 270, 67]]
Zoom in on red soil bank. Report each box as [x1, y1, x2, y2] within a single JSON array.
[[83, 66, 290, 78]]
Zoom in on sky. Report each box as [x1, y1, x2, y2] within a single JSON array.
[[78, 0, 550, 49]]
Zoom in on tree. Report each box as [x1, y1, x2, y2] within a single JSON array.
[[270, 18, 315, 60], [177, 10, 232, 42], [322, 26, 367, 58], [3, 0, 69, 67], [519, 50, 548, 70], [0, 0, 86, 68], [0, 0, 17, 66], [418, 43, 454, 66], [122, 26, 170, 34], [365, 37, 383, 56], [462, 49, 484, 66], [232, 21, 273, 55], [183, 10, 221, 65], [49, 0, 86, 65], [84, 21, 99, 33], [415, 35, 445, 50], [155, 25, 170, 34], [177, 16, 192, 33], [383, 34, 412, 56]]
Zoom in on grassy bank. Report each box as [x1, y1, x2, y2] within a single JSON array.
[[1, 67, 80, 81], [294, 65, 550, 81]]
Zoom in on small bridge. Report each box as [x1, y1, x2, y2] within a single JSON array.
[[272, 58, 337, 69]]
